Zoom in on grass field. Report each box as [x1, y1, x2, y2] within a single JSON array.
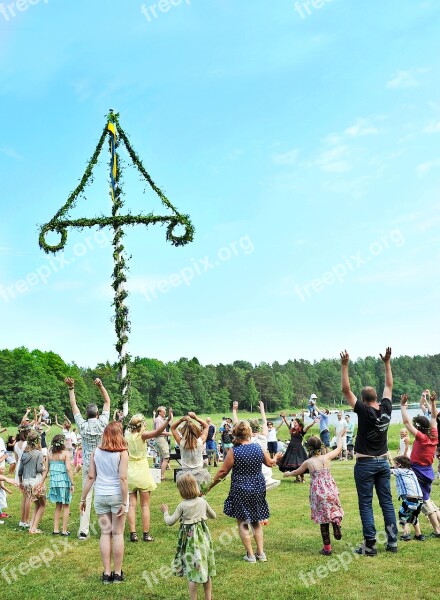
[[1, 422, 439, 600]]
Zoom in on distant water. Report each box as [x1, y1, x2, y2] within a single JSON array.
[[270, 406, 423, 428]]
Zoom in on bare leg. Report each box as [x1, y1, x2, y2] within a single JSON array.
[[128, 491, 137, 533], [140, 491, 151, 533], [237, 520, 254, 557], [251, 521, 264, 555], [62, 504, 70, 534], [413, 522, 422, 536], [203, 578, 212, 600], [160, 458, 169, 479], [188, 581, 198, 600], [30, 498, 46, 532], [98, 512, 112, 575], [54, 502, 62, 532], [112, 512, 127, 575], [427, 511, 440, 534]]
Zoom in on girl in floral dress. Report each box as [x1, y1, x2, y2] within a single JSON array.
[[161, 473, 216, 600], [284, 429, 345, 555]]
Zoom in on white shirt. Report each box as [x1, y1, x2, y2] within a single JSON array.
[[179, 437, 204, 470], [267, 428, 277, 443], [93, 448, 122, 496], [335, 419, 346, 436]]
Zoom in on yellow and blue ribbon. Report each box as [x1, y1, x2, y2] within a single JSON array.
[[108, 120, 118, 201]]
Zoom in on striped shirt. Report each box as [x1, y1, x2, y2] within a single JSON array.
[[74, 412, 109, 469], [392, 467, 423, 499]]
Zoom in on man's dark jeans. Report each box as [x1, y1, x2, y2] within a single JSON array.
[[354, 458, 398, 546]]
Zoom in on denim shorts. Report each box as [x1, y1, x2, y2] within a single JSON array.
[[320, 430, 330, 448], [94, 494, 128, 515]]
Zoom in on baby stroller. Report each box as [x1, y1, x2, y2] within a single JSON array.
[[346, 437, 355, 460]]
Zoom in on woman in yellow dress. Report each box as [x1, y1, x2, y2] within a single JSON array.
[[125, 409, 172, 542]]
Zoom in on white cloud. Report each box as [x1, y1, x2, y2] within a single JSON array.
[[0, 146, 23, 160], [423, 121, 440, 134], [416, 158, 440, 177], [386, 68, 429, 90], [272, 148, 299, 166], [344, 118, 380, 137], [316, 145, 351, 173]]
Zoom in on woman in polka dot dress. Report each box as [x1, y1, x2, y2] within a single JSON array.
[[206, 421, 281, 563]]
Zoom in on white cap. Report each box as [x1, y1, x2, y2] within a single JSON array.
[[310, 393, 318, 399]]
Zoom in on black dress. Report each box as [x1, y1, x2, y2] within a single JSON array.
[[278, 430, 308, 472]]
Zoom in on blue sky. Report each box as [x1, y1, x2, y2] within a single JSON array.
[[1, 0, 440, 367]]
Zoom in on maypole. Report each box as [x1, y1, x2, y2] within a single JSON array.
[[39, 110, 194, 415]]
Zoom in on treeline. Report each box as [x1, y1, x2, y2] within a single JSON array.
[[1, 347, 439, 425]]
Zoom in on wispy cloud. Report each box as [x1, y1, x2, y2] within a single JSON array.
[[0, 146, 23, 161], [272, 148, 299, 166], [386, 67, 429, 90], [315, 144, 351, 173], [423, 121, 440, 134], [344, 118, 380, 137], [416, 158, 440, 177]]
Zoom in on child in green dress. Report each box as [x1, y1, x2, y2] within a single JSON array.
[[161, 473, 216, 600]]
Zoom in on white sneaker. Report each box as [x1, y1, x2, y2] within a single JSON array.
[[0, 520, 4, 525], [19, 521, 30, 528], [266, 479, 281, 491], [243, 553, 257, 563], [256, 552, 267, 562]]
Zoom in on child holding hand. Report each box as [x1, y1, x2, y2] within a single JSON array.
[[161, 473, 216, 600], [284, 429, 345, 555]]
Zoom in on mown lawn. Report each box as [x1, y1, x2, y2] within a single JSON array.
[[1, 423, 439, 600]]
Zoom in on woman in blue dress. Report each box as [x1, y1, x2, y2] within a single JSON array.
[[206, 421, 280, 563]]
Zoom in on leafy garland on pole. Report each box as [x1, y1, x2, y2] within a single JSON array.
[[39, 111, 195, 412]]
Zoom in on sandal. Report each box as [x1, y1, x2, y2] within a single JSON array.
[[29, 529, 43, 535], [129, 532, 139, 542], [143, 532, 154, 542]]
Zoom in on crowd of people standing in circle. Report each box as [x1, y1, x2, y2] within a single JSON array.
[[1, 348, 440, 599]]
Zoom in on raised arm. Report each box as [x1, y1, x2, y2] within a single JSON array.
[[188, 412, 210, 443], [258, 401, 268, 437], [170, 416, 187, 445], [379, 347, 393, 400], [429, 391, 438, 427], [400, 394, 418, 437], [325, 429, 345, 462], [20, 407, 31, 426], [340, 350, 357, 409], [279, 412, 290, 430], [94, 378, 110, 414], [64, 378, 80, 417], [303, 418, 318, 434]]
